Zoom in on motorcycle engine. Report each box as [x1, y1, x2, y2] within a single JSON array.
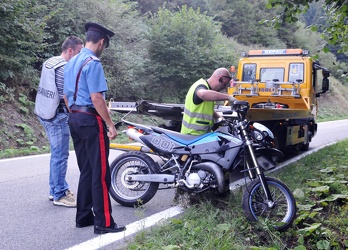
[[186, 170, 206, 187]]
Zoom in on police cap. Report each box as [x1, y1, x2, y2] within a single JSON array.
[[85, 22, 115, 48]]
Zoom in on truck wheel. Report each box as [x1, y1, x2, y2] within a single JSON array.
[[301, 142, 310, 151]]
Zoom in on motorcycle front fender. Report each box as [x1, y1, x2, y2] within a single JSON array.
[[255, 147, 284, 170], [255, 147, 284, 160]]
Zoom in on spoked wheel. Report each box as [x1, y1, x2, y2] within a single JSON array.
[[110, 151, 159, 207], [242, 177, 296, 231]]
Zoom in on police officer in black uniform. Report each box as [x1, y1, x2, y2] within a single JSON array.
[[64, 22, 126, 234]]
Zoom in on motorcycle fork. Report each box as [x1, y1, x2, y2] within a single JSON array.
[[242, 124, 274, 205]]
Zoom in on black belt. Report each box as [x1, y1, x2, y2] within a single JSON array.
[[57, 99, 67, 109], [70, 105, 99, 116], [57, 99, 67, 113], [57, 108, 67, 113]]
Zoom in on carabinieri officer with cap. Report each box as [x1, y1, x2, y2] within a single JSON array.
[[64, 22, 126, 234]]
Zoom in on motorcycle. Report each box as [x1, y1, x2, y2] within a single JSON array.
[[110, 101, 296, 230]]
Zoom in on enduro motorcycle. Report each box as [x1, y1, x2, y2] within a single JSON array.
[[110, 101, 296, 230]]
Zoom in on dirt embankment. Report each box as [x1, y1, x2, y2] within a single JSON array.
[[0, 101, 47, 151]]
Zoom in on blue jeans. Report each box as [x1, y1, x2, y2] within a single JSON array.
[[39, 112, 70, 201]]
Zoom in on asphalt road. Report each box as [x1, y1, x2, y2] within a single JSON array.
[[0, 119, 347, 250]]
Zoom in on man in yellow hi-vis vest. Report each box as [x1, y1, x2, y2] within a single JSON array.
[[181, 68, 237, 135]]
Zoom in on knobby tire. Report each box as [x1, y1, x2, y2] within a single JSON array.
[[242, 176, 296, 231]]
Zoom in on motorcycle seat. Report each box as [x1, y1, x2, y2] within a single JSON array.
[[151, 126, 213, 145]]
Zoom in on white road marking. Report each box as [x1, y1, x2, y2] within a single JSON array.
[[0, 153, 51, 162], [66, 206, 184, 250]]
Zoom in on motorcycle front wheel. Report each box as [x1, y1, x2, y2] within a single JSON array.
[[242, 177, 296, 231], [110, 151, 159, 207]]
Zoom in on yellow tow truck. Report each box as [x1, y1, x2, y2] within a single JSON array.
[[229, 49, 329, 151], [109, 49, 329, 152]]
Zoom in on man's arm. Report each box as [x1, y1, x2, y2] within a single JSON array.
[[63, 94, 70, 113], [197, 89, 236, 121], [91, 92, 117, 140], [196, 88, 231, 101]]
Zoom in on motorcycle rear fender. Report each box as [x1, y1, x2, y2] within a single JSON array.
[[191, 162, 225, 193]]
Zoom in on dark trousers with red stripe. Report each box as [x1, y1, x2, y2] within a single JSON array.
[[68, 112, 115, 227]]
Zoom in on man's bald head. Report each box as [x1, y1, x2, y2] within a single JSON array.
[[213, 68, 230, 77], [208, 67, 232, 91]]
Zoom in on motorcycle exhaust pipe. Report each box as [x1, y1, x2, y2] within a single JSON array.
[[125, 128, 144, 144], [192, 162, 225, 193]]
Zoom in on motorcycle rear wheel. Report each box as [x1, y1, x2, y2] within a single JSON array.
[[110, 151, 159, 207], [242, 176, 296, 231]]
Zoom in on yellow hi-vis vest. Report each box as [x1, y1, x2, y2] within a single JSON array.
[[181, 79, 215, 135]]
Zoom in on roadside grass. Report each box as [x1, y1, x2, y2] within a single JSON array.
[[0, 146, 50, 159], [125, 139, 348, 250]]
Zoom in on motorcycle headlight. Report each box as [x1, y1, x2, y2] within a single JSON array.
[[253, 130, 263, 141], [262, 131, 269, 137], [253, 123, 274, 139]]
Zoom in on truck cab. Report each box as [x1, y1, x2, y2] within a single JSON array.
[[229, 49, 330, 151]]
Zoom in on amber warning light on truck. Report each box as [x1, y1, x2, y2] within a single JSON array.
[[243, 49, 309, 57], [229, 66, 236, 87]]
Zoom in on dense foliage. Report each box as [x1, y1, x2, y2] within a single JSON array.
[[266, 0, 348, 53], [144, 6, 240, 102], [0, 0, 347, 104], [265, 0, 348, 81], [0, 0, 46, 102]]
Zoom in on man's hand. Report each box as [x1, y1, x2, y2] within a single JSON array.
[[107, 124, 118, 140], [91, 93, 118, 140], [215, 116, 225, 123], [229, 95, 237, 103]]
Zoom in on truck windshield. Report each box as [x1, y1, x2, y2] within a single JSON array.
[[242, 64, 256, 82], [260, 68, 284, 82], [242, 63, 304, 83], [289, 63, 304, 83]]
